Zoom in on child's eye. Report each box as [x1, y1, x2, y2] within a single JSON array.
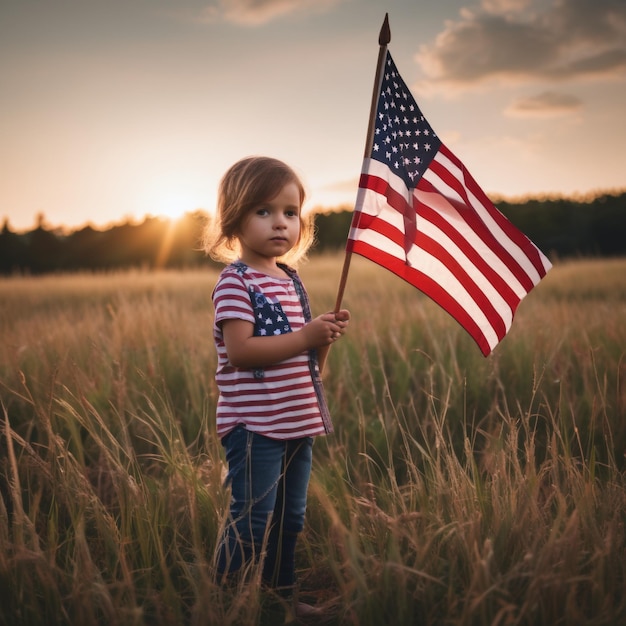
[[285, 210, 298, 218], [256, 207, 269, 216]]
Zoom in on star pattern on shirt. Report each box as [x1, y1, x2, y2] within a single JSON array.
[[251, 291, 291, 336], [371, 53, 442, 190], [257, 310, 289, 335]]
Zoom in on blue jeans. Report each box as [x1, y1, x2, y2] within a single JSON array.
[[216, 426, 313, 590]]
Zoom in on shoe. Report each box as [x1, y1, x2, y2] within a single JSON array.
[[293, 601, 331, 624]]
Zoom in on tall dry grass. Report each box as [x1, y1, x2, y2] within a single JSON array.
[[0, 256, 625, 625]]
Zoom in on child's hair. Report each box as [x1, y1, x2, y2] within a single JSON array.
[[203, 156, 315, 265]]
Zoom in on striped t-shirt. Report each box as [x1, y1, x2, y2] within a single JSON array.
[[212, 263, 328, 440]]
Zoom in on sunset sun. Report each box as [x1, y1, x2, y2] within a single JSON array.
[[142, 179, 206, 223]]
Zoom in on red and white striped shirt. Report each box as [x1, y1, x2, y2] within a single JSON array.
[[212, 263, 328, 440]]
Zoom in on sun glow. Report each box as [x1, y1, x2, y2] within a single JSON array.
[[141, 177, 208, 223]]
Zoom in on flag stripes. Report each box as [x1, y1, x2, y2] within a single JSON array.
[[348, 158, 551, 355], [424, 145, 546, 289]]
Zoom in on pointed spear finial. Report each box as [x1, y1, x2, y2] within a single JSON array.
[[379, 13, 391, 46]]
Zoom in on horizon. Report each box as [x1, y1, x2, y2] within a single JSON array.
[[4, 186, 624, 236]]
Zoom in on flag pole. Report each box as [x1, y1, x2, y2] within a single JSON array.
[[334, 13, 391, 313]]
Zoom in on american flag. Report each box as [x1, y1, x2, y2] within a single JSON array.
[[347, 51, 552, 356]]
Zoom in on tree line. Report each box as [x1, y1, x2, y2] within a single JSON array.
[[1, 191, 624, 274]]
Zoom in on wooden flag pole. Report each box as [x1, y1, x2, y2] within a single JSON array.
[[333, 13, 391, 313]]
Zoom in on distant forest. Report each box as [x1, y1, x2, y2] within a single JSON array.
[[1, 191, 625, 274]]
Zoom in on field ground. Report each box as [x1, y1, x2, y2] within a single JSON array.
[[1, 255, 625, 625]]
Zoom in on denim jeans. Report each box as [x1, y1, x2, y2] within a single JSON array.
[[216, 425, 313, 590]]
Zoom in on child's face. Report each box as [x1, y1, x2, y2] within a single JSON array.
[[238, 181, 302, 263]]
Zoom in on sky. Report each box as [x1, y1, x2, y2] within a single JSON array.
[[2, 0, 625, 232]]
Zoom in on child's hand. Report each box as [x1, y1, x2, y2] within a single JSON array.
[[334, 309, 350, 325], [311, 309, 350, 372], [302, 312, 347, 347], [332, 309, 350, 340]]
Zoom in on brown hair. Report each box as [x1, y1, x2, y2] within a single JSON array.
[[203, 156, 315, 265]]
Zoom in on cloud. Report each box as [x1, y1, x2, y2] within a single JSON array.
[[416, 0, 626, 88], [505, 90, 583, 117], [198, 0, 342, 25], [481, 0, 533, 14]]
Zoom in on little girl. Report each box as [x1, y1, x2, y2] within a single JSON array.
[[203, 156, 350, 600]]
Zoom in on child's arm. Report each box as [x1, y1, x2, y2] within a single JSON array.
[[222, 312, 345, 369]]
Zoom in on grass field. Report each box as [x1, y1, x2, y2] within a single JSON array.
[[1, 254, 625, 625]]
